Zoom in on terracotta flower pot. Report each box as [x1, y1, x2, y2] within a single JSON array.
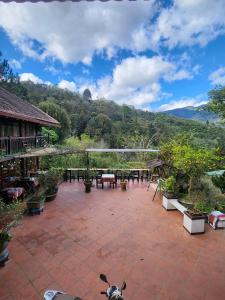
[[120, 181, 127, 191]]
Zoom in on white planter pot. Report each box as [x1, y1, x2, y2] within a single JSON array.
[[183, 211, 205, 234], [162, 195, 178, 210]]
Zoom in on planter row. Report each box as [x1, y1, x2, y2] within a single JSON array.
[[162, 195, 205, 234]]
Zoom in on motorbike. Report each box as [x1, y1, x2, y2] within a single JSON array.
[[43, 273, 126, 300]]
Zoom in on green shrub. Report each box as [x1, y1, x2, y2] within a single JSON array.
[[189, 176, 225, 213], [212, 173, 225, 193], [161, 176, 177, 196]]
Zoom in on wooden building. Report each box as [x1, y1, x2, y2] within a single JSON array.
[[0, 87, 60, 187]]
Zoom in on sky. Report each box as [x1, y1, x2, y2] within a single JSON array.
[[1, 0, 225, 111]]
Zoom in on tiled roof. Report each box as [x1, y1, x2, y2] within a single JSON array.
[[0, 87, 60, 127]]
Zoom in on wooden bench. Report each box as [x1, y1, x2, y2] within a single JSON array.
[[169, 199, 187, 214]]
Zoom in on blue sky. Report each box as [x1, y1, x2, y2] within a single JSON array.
[[1, 0, 225, 111]]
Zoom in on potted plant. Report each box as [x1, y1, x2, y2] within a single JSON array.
[[26, 191, 46, 215], [43, 169, 61, 201], [84, 153, 92, 193], [182, 176, 222, 234], [120, 171, 129, 191], [161, 176, 178, 210], [0, 200, 24, 266], [84, 171, 92, 193]]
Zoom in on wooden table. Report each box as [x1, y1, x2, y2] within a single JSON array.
[[101, 174, 116, 188], [2, 187, 25, 200]]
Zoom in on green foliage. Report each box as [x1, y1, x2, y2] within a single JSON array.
[[159, 137, 221, 203], [161, 176, 177, 196], [212, 173, 225, 193], [40, 169, 61, 194], [194, 201, 214, 214], [41, 127, 58, 144], [172, 145, 219, 178], [0, 52, 18, 84], [85, 113, 113, 145], [191, 176, 225, 213], [0, 200, 24, 233], [64, 134, 97, 150], [39, 101, 71, 140], [207, 86, 225, 119], [28, 194, 45, 203], [7, 80, 225, 153]]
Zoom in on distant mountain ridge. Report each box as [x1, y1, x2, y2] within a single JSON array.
[[163, 105, 220, 123]]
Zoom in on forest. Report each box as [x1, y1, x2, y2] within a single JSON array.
[[1, 51, 225, 169]]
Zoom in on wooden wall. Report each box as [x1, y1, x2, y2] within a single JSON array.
[[0, 117, 39, 138]]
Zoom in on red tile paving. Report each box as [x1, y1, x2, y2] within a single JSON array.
[[1, 181, 225, 300]]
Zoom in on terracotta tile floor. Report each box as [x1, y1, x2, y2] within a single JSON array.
[[1, 181, 225, 300]]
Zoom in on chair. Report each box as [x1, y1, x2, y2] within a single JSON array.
[[96, 170, 103, 188], [77, 170, 85, 181], [129, 170, 140, 182]]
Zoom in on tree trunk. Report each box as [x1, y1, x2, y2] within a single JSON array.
[[188, 176, 193, 200]]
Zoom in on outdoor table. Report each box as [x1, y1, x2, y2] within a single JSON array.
[[2, 187, 25, 200], [101, 174, 116, 188]]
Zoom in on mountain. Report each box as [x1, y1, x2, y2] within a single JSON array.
[[163, 105, 220, 123]]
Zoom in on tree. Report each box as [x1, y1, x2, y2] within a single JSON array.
[[71, 113, 88, 137], [83, 88, 92, 101], [171, 144, 219, 199], [207, 86, 225, 119], [41, 127, 59, 144], [39, 101, 71, 140], [0, 52, 18, 84], [0, 51, 28, 98], [85, 113, 113, 145]]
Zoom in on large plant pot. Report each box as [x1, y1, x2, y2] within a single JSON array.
[[46, 187, 58, 202], [183, 210, 205, 234], [84, 181, 92, 193], [162, 195, 178, 210], [0, 241, 10, 267], [120, 181, 127, 191], [27, 196, 45, 215]]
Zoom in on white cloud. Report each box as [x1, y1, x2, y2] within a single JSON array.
[[45, 65, 59, 75], [58, 80, 76, 92], [149, 0, 225, 49], [209, 67, 225, 85], [9, 59, 21, 69], [157, 95, 207, 112], [0, 1, 225, 67], [20, 72, 51, 85], [0, 2, 155, 64], [20, 72, 43, 84], [78, 55, 193, 107]]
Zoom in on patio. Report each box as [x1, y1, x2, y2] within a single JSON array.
[[1, 181, 225, 300]]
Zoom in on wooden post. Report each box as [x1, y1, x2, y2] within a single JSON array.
[[8, 136, 11, 155]]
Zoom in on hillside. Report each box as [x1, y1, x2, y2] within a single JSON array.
[[8, 81, 225, 152], [163, 105, 220, 123]]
